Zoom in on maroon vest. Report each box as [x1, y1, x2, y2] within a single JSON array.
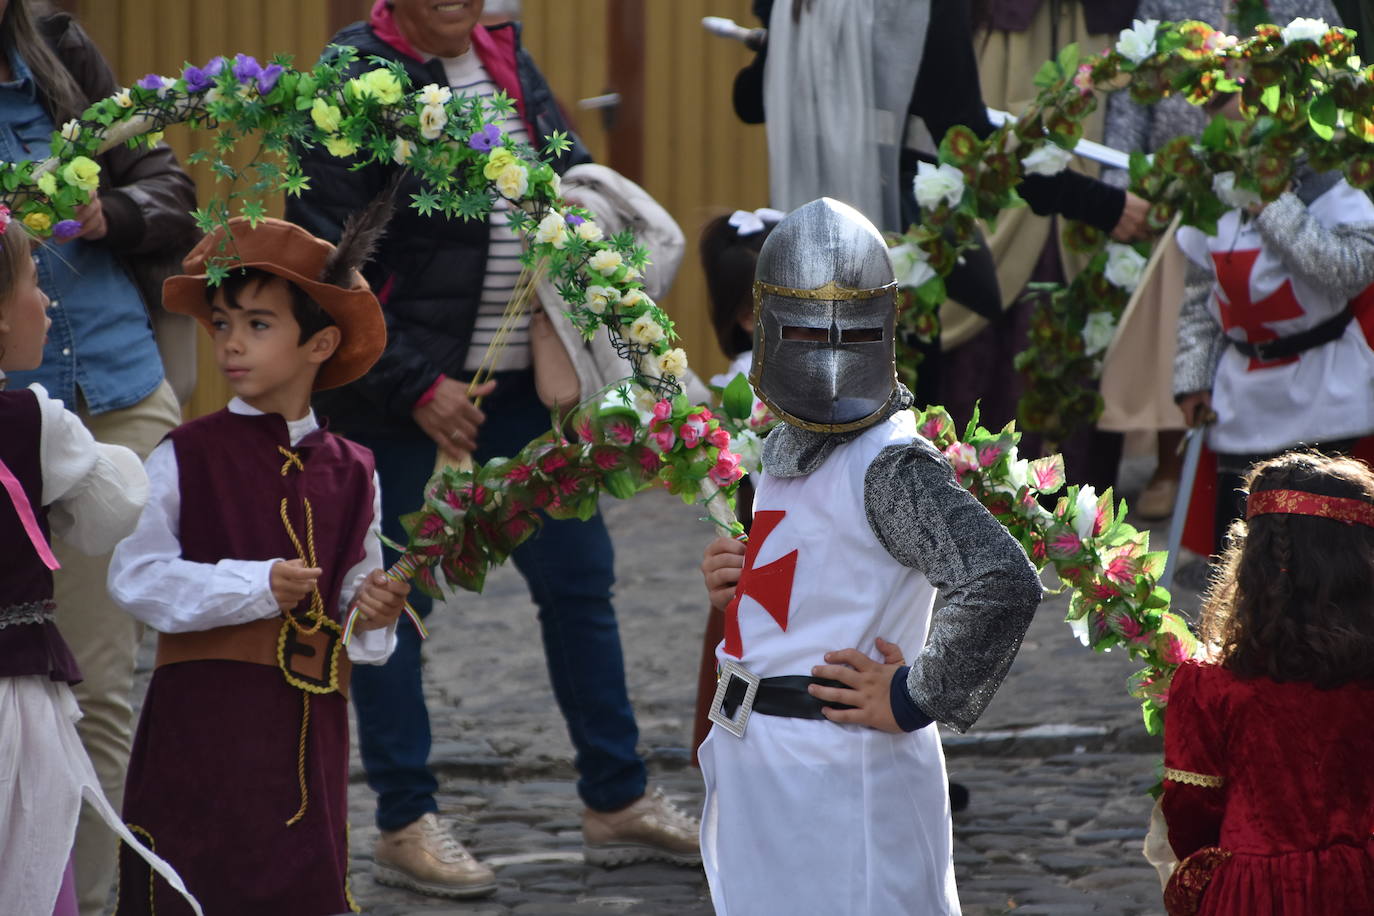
[[0, 388, 80, 683], [169, 409, 377, 625]]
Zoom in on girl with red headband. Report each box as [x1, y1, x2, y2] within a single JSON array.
[[1160, 450, 1374, 915]]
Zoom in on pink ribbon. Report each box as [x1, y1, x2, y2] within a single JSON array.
[[0, 456, 60, 571]]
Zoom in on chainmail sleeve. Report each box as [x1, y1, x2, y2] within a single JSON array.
[[863, 437, 1043, 733], [1172, 258, 1222, 399], [1252, 191, 1374, 302]]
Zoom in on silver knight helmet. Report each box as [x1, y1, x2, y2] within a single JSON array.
[[749, 198, 899, 433]]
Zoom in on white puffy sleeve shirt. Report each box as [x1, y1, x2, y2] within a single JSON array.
[[108, 400, 396, 664], [29, 382, 148, 554]]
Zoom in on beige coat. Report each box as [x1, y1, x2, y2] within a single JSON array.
[[537, 163, 709, 406]]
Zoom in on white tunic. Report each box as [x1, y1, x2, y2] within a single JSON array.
[[699, 410, 960, 915], [1176, 182, 1374, 454]]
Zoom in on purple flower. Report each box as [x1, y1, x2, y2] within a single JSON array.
[[53, 219, 82, 241], [182, 65, 211, 93], [565, 213, 585, 227], [467, 123, 503, 152], [232, 53, 262, 85], [136, 73, 165, 91], [257, 63, 284, 95], [204, 56, 227, 77]]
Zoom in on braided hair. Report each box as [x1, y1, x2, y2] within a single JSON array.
[[1200, 451, 1374, 687]]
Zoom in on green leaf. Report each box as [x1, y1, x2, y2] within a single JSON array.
[[1142, 700, 1163, 736], [1055, 43, 1080, 79], [602, 470, 640, 501], [1143, 585, 1171, 609], [1200, 113, 1232, 151], [544, 129, 572, 155], [1308, 94, 1336, 140], [1032, 58, 1060, 90], [915, 275, 947, 308], [1260, 84, 1281, 113], [722, 372, 755, 421], [280, 171, 311, 197], [410, 188, 442, 217], [239, 199, 267, 227]]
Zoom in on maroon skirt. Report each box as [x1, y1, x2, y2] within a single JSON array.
[[117, 660, 351, 916]]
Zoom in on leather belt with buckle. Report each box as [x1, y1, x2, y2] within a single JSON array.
[[1228, 306, 1353, 363], [707, 659, 856, 738]]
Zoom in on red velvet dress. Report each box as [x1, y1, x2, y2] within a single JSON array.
[[1162, 660, 1374, 915]]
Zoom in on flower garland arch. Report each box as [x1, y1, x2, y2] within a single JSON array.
[[0, 21, 1363, 733]]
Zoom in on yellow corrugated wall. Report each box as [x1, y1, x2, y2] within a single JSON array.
[[70, 0, 767, 414], [69, 0, 342, 418]]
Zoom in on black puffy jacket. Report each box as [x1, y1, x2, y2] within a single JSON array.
[[287, 20, 590, 436]]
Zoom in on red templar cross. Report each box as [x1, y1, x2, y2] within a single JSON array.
[[1211, 249, 1305, 371], [723, 510, 798, 659]]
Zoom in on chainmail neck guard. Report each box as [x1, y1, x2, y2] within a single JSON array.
[[761, 384, 916, 479]]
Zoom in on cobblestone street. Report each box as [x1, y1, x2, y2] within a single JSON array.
[[130, 458, 1193, 915]]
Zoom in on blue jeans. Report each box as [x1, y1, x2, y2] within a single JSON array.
[[349, 371, 647, 830]]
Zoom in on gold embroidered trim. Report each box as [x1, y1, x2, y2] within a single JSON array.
[[122, 823, 159, 914], [754, 278, 897, 301], [1164, 766, 1224, 788]]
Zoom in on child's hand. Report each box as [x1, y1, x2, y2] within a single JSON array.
[[271, 559, 322, 611], [351, 569, 410, 631], [1177, 391, 1215, 428], [808, 638, 908, 733], [701, 536, 747, 611]]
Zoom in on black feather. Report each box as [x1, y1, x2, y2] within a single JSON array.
[[318, 171, 403, 288]]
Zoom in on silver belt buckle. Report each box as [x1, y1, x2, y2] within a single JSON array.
[[707, 659, 760, 739]]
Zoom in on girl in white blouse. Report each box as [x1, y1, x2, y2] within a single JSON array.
[[0, 217, 198, 915]]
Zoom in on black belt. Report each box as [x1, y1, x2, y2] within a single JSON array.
[[1228, 307, 1352, 362], [720, 674, 855, 721]]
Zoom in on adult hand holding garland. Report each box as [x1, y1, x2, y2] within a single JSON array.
[[887, 14, 1371, 447]]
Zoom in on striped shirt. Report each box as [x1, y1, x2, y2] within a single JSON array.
[[440, 50, 533, 373]]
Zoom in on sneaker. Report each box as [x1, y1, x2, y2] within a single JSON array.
[[582, 786, 702, 867], [373, 812, 497, 899]]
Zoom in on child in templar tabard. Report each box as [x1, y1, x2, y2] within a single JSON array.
[[109, 214, 410, 915], [699, 198, 1042, 915]]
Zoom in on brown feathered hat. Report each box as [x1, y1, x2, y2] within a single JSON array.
[[163, 204, 392, 391]]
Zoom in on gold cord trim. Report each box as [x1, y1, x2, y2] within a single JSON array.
[[1164, 766, 1224, 788], [278, 493, 326, 636], [123, 823, 158, 915], [277, 445, 305, 475], [344, 822, 361, 913], [285, 692, 312, 826]]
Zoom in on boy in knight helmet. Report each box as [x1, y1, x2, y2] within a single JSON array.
[[698, 197, 1043, 914], [108, 207, 411, 914]]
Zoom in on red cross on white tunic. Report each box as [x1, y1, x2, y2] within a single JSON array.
[[1211, 249, 1305, 370], [723, 509, 798, 658]]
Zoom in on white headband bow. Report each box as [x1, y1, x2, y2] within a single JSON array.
[[727, 207, 786, 237]]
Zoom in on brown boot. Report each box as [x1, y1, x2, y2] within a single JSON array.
[[582, 787, 702, 867], [373, 812, 497, 899]]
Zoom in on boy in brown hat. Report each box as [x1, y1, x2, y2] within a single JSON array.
[[108, 216, 412, 914]]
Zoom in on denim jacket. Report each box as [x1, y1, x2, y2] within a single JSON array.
[[0, 51, 163, 413]]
